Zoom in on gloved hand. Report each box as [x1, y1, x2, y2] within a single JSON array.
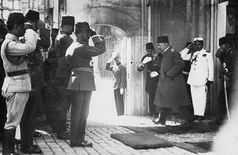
[[142, 56, 152, 64], [150, 71, 159, 78], [89, 29, 96, 37], [220, 67, 228, 75], [206, 81, 213, 87], [120, 88, 124, 95]]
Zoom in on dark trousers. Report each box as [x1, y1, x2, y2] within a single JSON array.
[[114, 89, 124, 116], [148, 90, 157, 116], [157, 108, 170, 125], [216, 81, 232, 123], [70, 91, 92, 145], [54, 78, 71, 134], [20, 91, 38, 148], [0, 95, 7, 140]]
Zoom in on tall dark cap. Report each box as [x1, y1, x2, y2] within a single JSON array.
[[146, 42, 154, 50], [7, 12, 25, 30], [25, 10, 40, 22], [219, 37, 226, 46], [61, 16, 75, 26], [75, 22, 90, 34], [51, 28, 59, 33], [157, 36, 169, 43], [225, 33, 234, 46]]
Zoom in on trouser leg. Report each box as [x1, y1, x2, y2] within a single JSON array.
[[190, 85, 207, 116], [114, 89, 124, 116], [2, 128, 16, 154], [149, 90, 156, 116], [158, 108, 169, 125], [70, 91, 91, 145]]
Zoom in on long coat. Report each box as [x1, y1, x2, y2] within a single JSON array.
[[154, 47, 191, 108]]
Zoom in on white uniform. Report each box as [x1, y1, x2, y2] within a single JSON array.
[[1, 29, 38, 129], [181, 48, 214, 116]]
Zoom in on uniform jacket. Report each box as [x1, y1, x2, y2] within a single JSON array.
[[1, 29, 38, 93], [137, 53, 162, 93], [181, 48, 214, 86], [106, 62, 127, 90], [27, 27, 50, 89], [154, 47, 191, 108], [55, 32, 73, 78], [65, 35, 106, 91]]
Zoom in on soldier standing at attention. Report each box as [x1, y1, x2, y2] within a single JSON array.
[[214, 35, 237, 125], [20, 10, 50, 154], [137, 42, 162, 120], [106, 53, 127, 116], [181, 37, 214, 122], [65, 22, 106, 147], [1, 12, 38, 154], [54, 16, 75, 139]]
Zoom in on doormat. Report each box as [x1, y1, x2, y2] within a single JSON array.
[[111, 133, 173, 149]]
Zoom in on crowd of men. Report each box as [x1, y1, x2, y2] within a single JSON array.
[[0, 10, 105, 154], [138, 34, 237, 127], [0, 8, 237, 155]]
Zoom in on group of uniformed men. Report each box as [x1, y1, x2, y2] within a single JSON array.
[[0, 10, 106, 154], [138, 35, 236, 126]]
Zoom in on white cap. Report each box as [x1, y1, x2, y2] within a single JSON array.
[[193, 37, 203, 42]]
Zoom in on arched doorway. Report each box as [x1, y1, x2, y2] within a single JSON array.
[[88, 24, 129, 122]]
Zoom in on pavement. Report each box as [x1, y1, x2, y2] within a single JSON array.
[[0, 78, 217, 154]]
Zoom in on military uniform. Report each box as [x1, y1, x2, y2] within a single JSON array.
[[215, 36, 237, 124], [181, 39, 214, 117], [137, 51, 162, 116], [1, 12, 38, 154], [106, 60, 127, 116], [54, 16, 74, 138], [65, 22, 106, 146]]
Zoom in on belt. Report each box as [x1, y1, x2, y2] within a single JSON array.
[[72, 67, 93, 73], [7, 69, 29, 77]]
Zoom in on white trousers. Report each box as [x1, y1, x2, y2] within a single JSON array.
[[190, 85, 207, 116], [2, 91, 29, 129]]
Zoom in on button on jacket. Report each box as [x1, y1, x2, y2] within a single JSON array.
[[1, 29, 38, 93]]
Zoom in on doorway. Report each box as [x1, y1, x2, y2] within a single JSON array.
[[88, 24, 128, 123]]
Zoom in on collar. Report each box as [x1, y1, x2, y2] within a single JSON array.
[[5, 33, 19, 41]]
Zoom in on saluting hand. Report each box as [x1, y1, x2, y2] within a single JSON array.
[[120, 88, 124, 95], [142, 56, 152, 64]]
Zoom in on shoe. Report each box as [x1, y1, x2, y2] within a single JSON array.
[[21, 145, 42, 154], [70, 140, 93, 147], [57, 131, 70, 139], [154, 119, 165, 125]]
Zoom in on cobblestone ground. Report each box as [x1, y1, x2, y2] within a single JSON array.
[[32, 121, 196, 155]]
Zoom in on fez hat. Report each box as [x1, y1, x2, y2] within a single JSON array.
[[75, 22, 90, 34], [7, 12, 25, 30], [146, 42, 154, 50], [219, 37, 226, 46], [225, 33, 234, 45], [25, 10, 40, 22], [52, 28, 59, 33], [157, 36, 169, 43], [61, 16, 75, 26]]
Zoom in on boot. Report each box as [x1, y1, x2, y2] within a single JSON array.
[[2, 129, 16, 155]]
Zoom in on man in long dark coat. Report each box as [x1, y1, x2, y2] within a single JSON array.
[[154, 36, 192, 125]]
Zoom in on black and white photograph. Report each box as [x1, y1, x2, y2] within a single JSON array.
[[0, 0, 238, 154]]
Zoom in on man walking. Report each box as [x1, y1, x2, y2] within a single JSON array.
[[1, 12, 38, 154], [154, 36, 191, 125]]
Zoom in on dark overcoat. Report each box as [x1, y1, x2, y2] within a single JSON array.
[[154, 47, 191, 108]]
